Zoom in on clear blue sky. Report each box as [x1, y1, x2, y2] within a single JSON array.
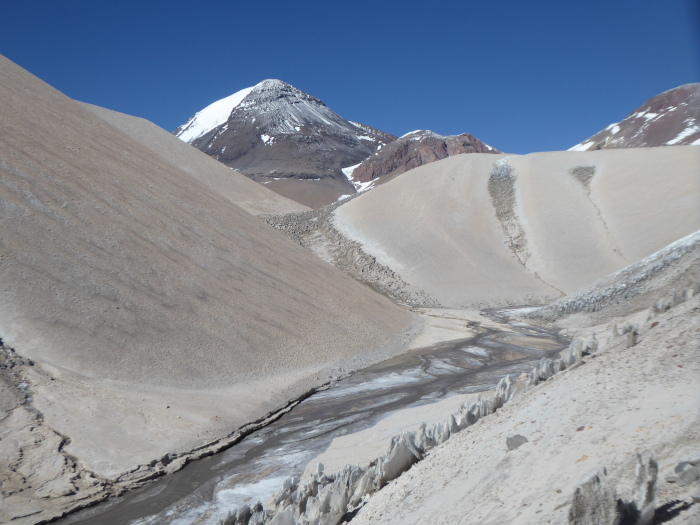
[[1, 1, 698, 153]]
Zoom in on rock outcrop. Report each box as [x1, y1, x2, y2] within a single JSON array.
[[569, 83, 700, 151], [344, 130, 499, 190], [261, 198, 437, 307]]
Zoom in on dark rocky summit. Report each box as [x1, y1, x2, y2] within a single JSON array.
[[175, 83, 501, 206], [175, 79, 396, 193]]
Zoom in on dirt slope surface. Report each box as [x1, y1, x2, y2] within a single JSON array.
[[80, 102, 309, 216], [334, 148, 700, 308], [0, 50, 414, 505]]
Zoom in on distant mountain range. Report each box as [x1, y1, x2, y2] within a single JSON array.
[[174, 81, 498, 207], [175, 80, 699, 207], [569, 83, 700, 151]]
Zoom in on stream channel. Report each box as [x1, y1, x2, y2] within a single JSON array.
[[61, 315, 567, 524]]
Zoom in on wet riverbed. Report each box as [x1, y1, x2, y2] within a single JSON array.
[[60, 318, 567, 524]]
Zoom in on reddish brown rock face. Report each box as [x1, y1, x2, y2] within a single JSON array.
[[570, 83, 700, 151], [350, 131, 500, 184]]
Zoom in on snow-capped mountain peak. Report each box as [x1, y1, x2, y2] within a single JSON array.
[[175, 85, 255, 143], [172, 79, 397, 207]]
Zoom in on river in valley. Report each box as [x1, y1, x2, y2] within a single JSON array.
[[60, 315, 567, 524]]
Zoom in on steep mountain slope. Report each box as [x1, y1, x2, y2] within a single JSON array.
[[570, 83, 700, 151], [334, 147, 700, 307], [80, 102, 309, 216], [0, 51, 414, 520], [343, 130, 500, 192], [175, 80, 397, 207]]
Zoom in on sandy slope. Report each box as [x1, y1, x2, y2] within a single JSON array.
[[334, 148, 700, 308], [79, 102, 309, 216], [260, 176, 354, 209], [0, 53, 415, 522]]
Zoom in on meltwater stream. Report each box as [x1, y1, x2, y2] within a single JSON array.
[[61, 318, 567, 525]]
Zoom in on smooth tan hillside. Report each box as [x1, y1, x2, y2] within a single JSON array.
[[0, 54, 413, 475], [79, 102, 309, 216], [334, 148, 700, 307]]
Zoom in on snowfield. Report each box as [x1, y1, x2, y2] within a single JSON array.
[[175, 85, 254, 143]]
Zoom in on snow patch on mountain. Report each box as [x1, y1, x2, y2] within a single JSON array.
[[665, 122, 700, 145], [175, 86, 254, 143], [342, 162, 361, 179], [342, 162, 376, 192], [568, 84, 700, 151]]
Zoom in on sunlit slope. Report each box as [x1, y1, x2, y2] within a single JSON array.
[[334, 148, 699, 307], [79, 102, 309, 216], [0, 53, 412, 390]]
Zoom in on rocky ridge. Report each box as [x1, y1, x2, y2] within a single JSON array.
[[344, 130, 500, 191], [261, 199, 437, 308], [570, 83, 700, 151]]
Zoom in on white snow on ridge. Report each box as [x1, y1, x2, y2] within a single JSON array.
[[567, 140, 595, 152], [176, 86, 254, 143], [354, 179, 377, 192], [341, 162, 362, 180], [342, 161, 377, 192], [400, 130, 426, 138], [665, 123, 700, 145]]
